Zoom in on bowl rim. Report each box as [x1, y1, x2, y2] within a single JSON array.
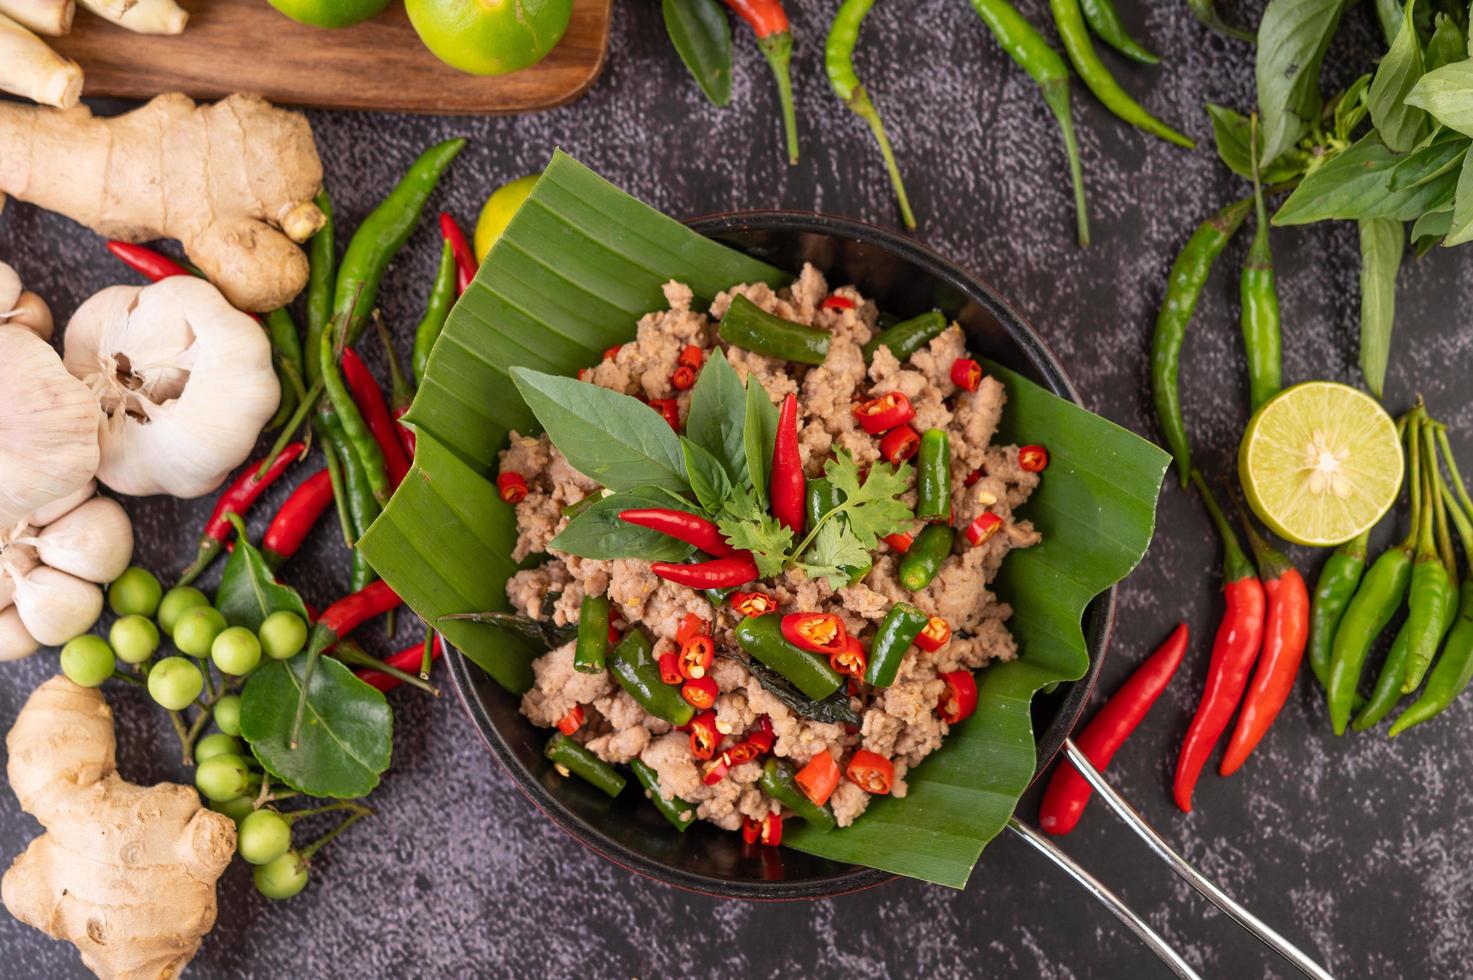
[[447, 209, 1113, 900]]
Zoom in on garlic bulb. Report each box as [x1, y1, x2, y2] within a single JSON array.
[[0, 326, 101, 528], [63, 277, 280, 498], [11, 565, 102, 646], [22, 496, 133, 583]]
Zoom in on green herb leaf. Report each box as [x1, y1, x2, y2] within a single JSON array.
[[1334, 73, 1374, 141], [1406, 60, 1473, 138], [510, 367, 689, 493], [717, 487, 791, 577], [743, 375, 779, 508], [550, 486, 701, 561], [1387, 129, 1469, 190], [1358, 217, 1405, 398], [240, 656, 392, 799], [822, 452, 914, 551], [1425, 13, 1467, 72], [1274, 131, 1459, 223], [1445, 149, 1473, 245], [214, 513, 309, 631], [661, 0, 732, 107], [1368, 0, 1428, 153], [1255, 0, 1350, 167], [686, 348, 749, 489], [797, 520, 871, 589], [1206, 104, 1308, 182], [682, 437, 733, 513]]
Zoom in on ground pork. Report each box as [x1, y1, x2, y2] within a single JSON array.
[[520, 641, 613, 728]]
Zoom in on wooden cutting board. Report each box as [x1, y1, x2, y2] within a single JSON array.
[[50, 0, 613, 115]]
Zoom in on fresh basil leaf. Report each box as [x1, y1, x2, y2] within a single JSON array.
[[1206, 104, 1308, 181], [1256, 0, 1350, 167], [1358, 217, 1405, 398], [1445, 149, 1473, 245], [729, 652, 862, 725], [744, 375, 779, 508], [1410, 205, 1453, 253], [511, 367, 688, 492], [240, 657, 392, 799], [1425, 13, 1466, 72], [437, 610, 577, 648], [1334, 73, 1374, 141], [1373, 0, 1400, 46], [1406, 60, 1473, 138], [214, 513, 309, 631], [661, 0, 732, 107], [549, 486, 700, 561], [682, 437, 732, 513], [1274, 131, 1459, 223], [1388, 128, 1468, 189], [1368, 0, 1428, 153], [686, 348, 749, 489]]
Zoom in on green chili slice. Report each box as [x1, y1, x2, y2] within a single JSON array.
[[630, 758, 697, 831], [759, 758, 835, 831], [866, 602, 929, 687], [720, 294, 830, 365], [916, 429, 952, 523], [734, 614, 843, 701], [610, 629, 695, 727], [545, 733, 626, 798], [862, 310, 946, 363], [574, 594, 611, 674], [898, 524, 954, 591]]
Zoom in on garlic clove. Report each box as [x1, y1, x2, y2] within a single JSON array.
[[30, 496, 133, 584], [12, 565, 103, 646], [6, 291, 54, 341], [0, 543, 37, 611], [0, 261, 19, 313], [0, 606, 39, 661], [26, 480, 95, 527]]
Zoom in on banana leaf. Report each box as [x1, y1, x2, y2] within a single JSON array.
[[360, 151, 1169, 888]]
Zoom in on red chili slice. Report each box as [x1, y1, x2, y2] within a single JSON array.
[[679, 635, 715, 680], [829, 636, 867, 678], [938, 669, 978, 723], [607, 623, 622, 646], [603, 344, 622, 361], [742, 816, 761, 844], [915, 616, 951, 652], [496, 472, 528, 504], [852, 392, 915, 435], [556, 705, 584, 736], [760, 812, 782, 845], [780, 612, 847, 656], [965, 512, 1003, 547], [681, 675, 719, 710], [846, 749, 895, 794], [677, 344, 705, 369], [703, 757, 730, 785], [795, 751, 841, 806], [884, 532, 913, 553], [746, 716, 775, 755], [730, 591, 776, 617], [879, 425, 921, 464], [688, 711, 719, 760], [963, 469, 982, 487], [821, 295, 856, 310], [658, 652, 684, 686], [648, 398, 680, 430], [724, 740, 761, 765], [950, 358, 982, 392], [1019, 445, 1050, 472], [675, 612, 707, 646]]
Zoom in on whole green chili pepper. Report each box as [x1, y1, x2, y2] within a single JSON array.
[[1047, 0, 1194, 148], [825, 0, 916, 230], [334, 138, 466, 347], [319, 417, 354, 550], [758, 758, 836, 830], [610, 630, 695, 727], [964, 0, 1089, 245], [898, 524, 953, 591], [1186, 0, 1254, 42], [1307, 529, 1369, 690], [916, 429, 952, 523], [1151, 197, 1252, 485], [720, 294, 830, 364], [1402, 416, 1454, 692], [263, 308, 305, 430], [1355, 576, 1458, 729], [412, 238, 457, 387], [1240, 114, 1282, 412], [320, 408, 380, 591], [861, 310, 947, 364], [1078, 0, 1157, 64], [304, 192, 335, 387], [734, 614, 843, 701], [320, 326, 391, 506], [544, 733, 627, 798], [630, 758, 696, 831], [866, 601, 929, 687], [1327, 416, 1420, 734], [574, 594, 611, 674]]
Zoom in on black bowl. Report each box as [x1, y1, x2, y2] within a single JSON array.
[[448, 212, 1113, 899]]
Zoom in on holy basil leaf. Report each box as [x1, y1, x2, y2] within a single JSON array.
[[1206, 104, 1308, 182], [1368, 0, 1428, 153], [743, 375, 779, 508], [1256, 0, 1350, 167], [214, 513, 309, 631], [1445, 150, 1473, 245], [240, 656, 392, 799], [1387, 129, 1468, 189], [682, 437, 732, 513], [1406, 60, 1473, 138], [1334, 73, 1374, 141], [1358, 217, 1405, 398], [549, 486, 700, 561], [685, 348, 749, 489], [661, 0, 732, 107], [1274, 131, 1459, 223], [1410, 205, 1453, 253], [510, 367, 689, 492], [1425, 14, 1466, 72]]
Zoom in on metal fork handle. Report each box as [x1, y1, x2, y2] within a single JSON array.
[[1061, 738, 1336, 980], [1007, 818, 1203, 980]]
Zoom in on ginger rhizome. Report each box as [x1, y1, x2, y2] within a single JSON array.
[[0, 93, 326, 311], [2, 676, 237, 979]]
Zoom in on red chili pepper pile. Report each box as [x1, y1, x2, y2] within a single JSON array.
[[177, 443, 305, 585]]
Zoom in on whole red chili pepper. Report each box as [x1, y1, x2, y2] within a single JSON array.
[[1039, 623, 1188, 835], [1174, 474, 1266, 812], [294, 580, 404, 746], [262, 469, 334, 568], [357, 634, 445, 693], [780, 612, 847, 655], [651, 554, 759, 589], [340, 348, 412, 487], [1219, 521, 1308, 776], [852, 392, 915, 435], [439, 212, 477, 295], [879, 425, 920, 464], [107, 240, 192, 281], [771, 393, 805, 532], [620, 508, 735, 557], [176, 443, 305, 585]]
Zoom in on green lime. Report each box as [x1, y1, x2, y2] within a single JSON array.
[[405, 0, 572, 77], [268, 0, 389, 28], [475, 174, 539, 261], [1239, 381, 1403, 547]]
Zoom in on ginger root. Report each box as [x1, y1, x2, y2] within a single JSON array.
[[0, 93, 326, 311], [2, 677, 237, 980]]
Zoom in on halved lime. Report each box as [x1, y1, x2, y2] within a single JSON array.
[[474, 174, 539, 262], [1239, 381, 1403, 547]]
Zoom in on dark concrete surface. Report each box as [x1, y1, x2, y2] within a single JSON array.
[[2, 1, 1471, 977]]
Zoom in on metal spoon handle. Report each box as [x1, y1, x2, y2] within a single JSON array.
[[1061, 738, 1336, 980], [1007, 818, 1203, 980]]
